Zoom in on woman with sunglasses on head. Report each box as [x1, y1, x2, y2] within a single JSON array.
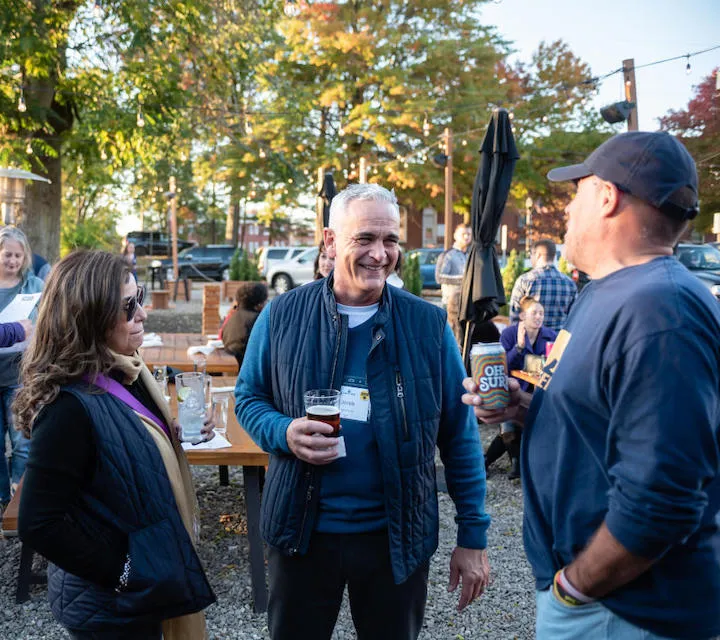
[[0, 226, 43, 513], [15, 251, 215, 639]]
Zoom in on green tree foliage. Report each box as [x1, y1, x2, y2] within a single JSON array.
[[1, 0, 608, 262], [231, 248, 262, 281], [229, 247, 242, 281], [557, 255, 572, 275], [660, 69, 720, 234], [404, 252, 422, 296], [502, 249, 526, 297]]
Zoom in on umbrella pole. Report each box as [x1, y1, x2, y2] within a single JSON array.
[[462, 321, 473, 366]]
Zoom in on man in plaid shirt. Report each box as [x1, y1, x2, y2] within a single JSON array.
[[509, 239, 577, 331]]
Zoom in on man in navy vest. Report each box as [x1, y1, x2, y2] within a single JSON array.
[[463, 132, 720, 640], [236, 183, 491, 640]]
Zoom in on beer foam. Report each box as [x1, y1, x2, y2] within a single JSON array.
[[308, 404, 339, 416]]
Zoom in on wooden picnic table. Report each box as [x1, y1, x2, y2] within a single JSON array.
[[510, 369, 540, 387], [140, 333, 239, 375], [169, 375, 269, 613]]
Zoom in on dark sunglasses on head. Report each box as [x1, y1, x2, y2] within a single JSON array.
[[123, 286, 145, 321]]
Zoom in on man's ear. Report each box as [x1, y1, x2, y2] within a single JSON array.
[[600, 181, 622, 219], [323, 228, 337, 259]]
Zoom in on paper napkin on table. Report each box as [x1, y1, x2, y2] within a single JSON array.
[[207, 339, 224, 349], [181, 433, 232, 451], [210, 386, 235, 394], [141, 333, 163, 348]]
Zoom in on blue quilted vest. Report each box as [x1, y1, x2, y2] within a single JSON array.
[[262, 278, 447, 584], [46, 385, 215, 630]]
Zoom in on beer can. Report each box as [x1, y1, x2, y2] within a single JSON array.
[[470, 342, 509, 410]]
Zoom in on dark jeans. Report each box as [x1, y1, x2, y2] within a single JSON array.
[[68, 622, 162, 639], [268, 530, 429, 640]]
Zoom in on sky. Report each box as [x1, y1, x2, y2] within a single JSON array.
[[480, 0, 720, 131]]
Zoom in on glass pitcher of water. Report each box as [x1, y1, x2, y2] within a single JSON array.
[[175, 372, 206, 443]]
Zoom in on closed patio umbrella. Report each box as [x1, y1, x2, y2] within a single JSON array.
[[459, 108, 519, 361]]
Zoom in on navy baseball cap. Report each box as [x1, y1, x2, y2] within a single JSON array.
[[547, 131, 699, 220]]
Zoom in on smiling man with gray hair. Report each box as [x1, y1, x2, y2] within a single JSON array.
[[236, 183, 491, 640]]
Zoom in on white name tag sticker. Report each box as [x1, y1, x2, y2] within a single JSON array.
[[340, 385, 371, 423]]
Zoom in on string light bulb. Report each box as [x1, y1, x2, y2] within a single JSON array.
[[136, 106, 145, 128], [100, 149, 107, 160], [93, 2, 102, 18], [245, 119, 253, 135], [259, 148, 266, 158], [685, 55, 691, 75], [18, 90, 26, 113], [338, 123, 345, 137], [283, 1, 300, 17], [423, 115, 430, 137], [461, 139, 467, 146], [25, 141, 32, 154]]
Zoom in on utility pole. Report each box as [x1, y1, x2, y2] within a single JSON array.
[[623, 58, 639, 131], [315, 167, 324, 245], [359, 157, 368, 184], [443, 127, 454, 251], [169, 176, 179, 281]]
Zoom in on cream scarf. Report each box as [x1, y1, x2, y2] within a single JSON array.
[[110, 351, 208, 640]]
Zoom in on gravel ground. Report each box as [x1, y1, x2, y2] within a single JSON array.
[[0, 424, 533, 639]]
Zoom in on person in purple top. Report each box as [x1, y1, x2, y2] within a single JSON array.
[[0, 319, 32, 349], [484, 297, 557, 480], [500, 296, 557, 391]]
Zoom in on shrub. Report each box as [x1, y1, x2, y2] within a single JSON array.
[[404, 253, 422, 296]]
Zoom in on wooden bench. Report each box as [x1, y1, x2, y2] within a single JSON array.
[[1, 479, 47, 603]]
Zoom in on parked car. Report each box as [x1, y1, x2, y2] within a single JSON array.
[[267, 247, 319, 293], [257, 246, 313, 278], [406, 248, 443, 289], [152, 245, 239, 283], [125, 231, 195, 256], [674, 243, 720, 301]]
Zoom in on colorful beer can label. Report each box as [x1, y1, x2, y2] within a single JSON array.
[[470, 343, 510, 410]]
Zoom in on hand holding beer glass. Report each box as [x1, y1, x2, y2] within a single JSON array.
[[285, 389, 345, 465]]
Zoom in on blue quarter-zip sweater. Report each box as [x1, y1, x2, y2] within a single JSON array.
[[235, 277, 490, 584]]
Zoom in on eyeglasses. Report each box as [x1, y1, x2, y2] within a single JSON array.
[[123, 286, 145, 321]]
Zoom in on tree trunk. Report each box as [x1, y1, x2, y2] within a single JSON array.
[[23, 143, 62, 262]]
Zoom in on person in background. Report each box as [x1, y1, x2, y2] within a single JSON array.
[[463, 131, 720, 639], [0, 226, 43, 511], [435, 223, 472, 344], [32, 252, 51, 281], [484, 297, 557, 480], [122, 240, 138, 282], [313, 240, 335, 280], [220, 281, 269, 368], [501, 297, 557, 389], [509, 239, 576, 331], [16, 250, 215, 639]]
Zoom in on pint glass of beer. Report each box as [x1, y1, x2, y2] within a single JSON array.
[[304, 389, 345, 458]]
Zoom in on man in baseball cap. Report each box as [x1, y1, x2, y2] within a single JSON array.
[[463, 131, 720, 639]]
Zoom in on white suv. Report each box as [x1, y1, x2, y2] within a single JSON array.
[[257, 246, 312, 278], [266, 247, 319, 293]]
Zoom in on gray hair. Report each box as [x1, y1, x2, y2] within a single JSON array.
[[328, 183, 400, 231], [0, 226, 32, 278]]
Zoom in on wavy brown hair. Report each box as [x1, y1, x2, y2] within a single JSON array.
[[14, 250, 130, 437]]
